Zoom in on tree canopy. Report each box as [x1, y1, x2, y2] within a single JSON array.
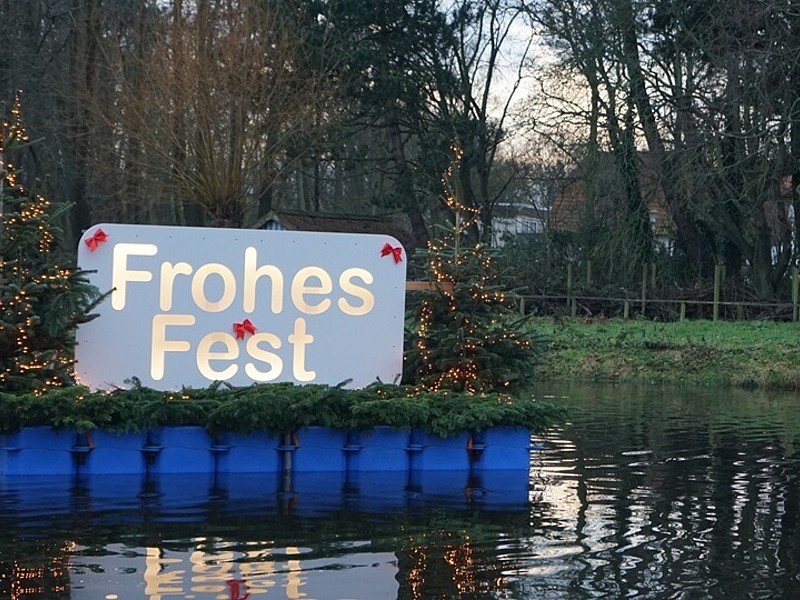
[[2, 0, 800, 300]]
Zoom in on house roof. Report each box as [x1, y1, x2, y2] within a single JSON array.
[[550, 152, 674, 237], [250, 209, 417, 252]]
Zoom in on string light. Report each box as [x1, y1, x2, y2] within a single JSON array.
[[1, 93, 84, 394], [410, 142, 539, 395]]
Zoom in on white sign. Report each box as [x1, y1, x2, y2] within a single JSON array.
[[75, 224, 407, 390]]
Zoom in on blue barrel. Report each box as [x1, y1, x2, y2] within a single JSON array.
[[291, 471, 346, 515], [147, 472, 214, 519], [292, 427, 346, 472], [346, 427, 410, 472], [78, 431, 147, 475], [408, 469, 471, 508], [408, 429, 471, 471], [214, 472, 281, 511], [472, 427, 531, 470], [147, 426, 214, 474], [0, 427, 78, 476], [215, 431, 281, 473], [0, 474, 74, 516], [345, 470, 408, 512], [467, 469, 530, 510], [81, 473, 147, 516]]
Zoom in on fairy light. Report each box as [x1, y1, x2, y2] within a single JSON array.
[[8, 542, 71, 598], [1, 94, 80, 393], [408, 543, 428, 600], [411, 142, 539, 395], [440, 143, 481, 230]]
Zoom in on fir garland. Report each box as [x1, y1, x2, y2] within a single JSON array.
[[0, 382, 567, 438]]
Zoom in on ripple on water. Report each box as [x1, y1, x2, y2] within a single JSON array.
[[3, 383, 800, 598]]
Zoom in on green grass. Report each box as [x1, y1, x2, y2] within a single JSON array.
[[530, 317, 800, 390]]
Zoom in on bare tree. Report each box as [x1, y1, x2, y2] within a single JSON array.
[[96, 0, 338, 227], [427, 0, 536, 243], [524, 0, 657, 279], [526, 0, 800, 298]]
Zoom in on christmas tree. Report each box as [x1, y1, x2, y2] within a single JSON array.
[[0, 94, 99, 393], [405, 146, 545, 394]]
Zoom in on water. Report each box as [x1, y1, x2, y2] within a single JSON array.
[[2, 384, 800, 599]]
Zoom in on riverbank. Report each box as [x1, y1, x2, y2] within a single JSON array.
[[531, 317, 800, 390]]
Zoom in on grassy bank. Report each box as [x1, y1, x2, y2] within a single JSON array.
[[531, 318, 800, 390]]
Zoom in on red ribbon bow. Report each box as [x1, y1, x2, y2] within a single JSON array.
[[233, 319, 257, 339], [84, 228, 108, 252], [380, 242, 403, 264], [227, 579, 250, 600]]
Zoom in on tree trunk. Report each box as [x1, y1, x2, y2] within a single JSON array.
[[386, 103, 428, 249], [791, 9, 800, 273], [615, 0, 704, 272], [66, 0, 100, 241]]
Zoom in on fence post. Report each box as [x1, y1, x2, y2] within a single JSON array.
[[624, 300, 630, 319], [793, 267, 799, 322], [571, 298, 577, 317], [650, 262, 657, 289], [567, 262, 573, 310], [680, 302, 686, 322], [713, 264, 721, 322], [586, 259, 592, 288], [640, 263, 647, 317]]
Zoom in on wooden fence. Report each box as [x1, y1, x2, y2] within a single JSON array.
[[518, 263, 800, 322]]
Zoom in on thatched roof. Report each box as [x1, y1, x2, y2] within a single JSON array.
[[251, 209, 416, 252]]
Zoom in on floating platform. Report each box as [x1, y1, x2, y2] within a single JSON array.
[[0, 426, 534, 477]]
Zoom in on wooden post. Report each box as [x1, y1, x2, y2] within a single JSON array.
[[640, 263, 647, 316], [282, 432, 293, 473], [406, 281, 454, 291], [567, 262, 573, 309], [624, 300, 630, 319], [281, 432, 294, 513], [736, 304, 744, 321], [586, 259, 592, 288], [793, 267, 799, 322], [571, 298, 577, 316], [650, 262, 656, 289], [680, 302, 686, 322], [713, 264, 721, 322]]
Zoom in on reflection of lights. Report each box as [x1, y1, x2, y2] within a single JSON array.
[[407, 544, 428, 600], [444, 539, 477, 595], [285, 546, 306, 599], [140, 542, 316, 599], [404, 531, 507, 598], [62, 538, 398, 599], [8, 554, 70, 600], [145, 547, 185, 597]]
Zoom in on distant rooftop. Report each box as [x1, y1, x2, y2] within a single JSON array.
[[250, 209, 416, 252]]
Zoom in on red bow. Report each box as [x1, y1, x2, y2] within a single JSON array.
[[381, 242, 403, 264], [85, 228, 108, 252], [227, 579, 250, 600], [233, 319, 257, 339]]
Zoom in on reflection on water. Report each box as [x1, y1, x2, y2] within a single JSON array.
[[2, 384, 800, 599], [529, 384, 800, 599]]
